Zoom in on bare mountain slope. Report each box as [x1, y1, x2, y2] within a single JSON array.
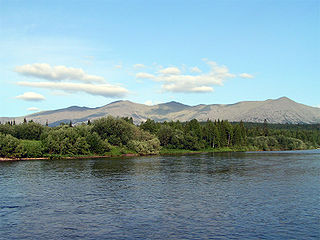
[[1, 97, 320, 126]]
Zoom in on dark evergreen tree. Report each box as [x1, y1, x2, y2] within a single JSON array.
[[263, 119, 269, 136]]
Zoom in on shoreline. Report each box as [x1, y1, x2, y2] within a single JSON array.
[[0, 153, 140, 162], [0, 148, 316, 162]]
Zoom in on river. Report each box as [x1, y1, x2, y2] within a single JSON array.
[[0, 150, 319, 239]]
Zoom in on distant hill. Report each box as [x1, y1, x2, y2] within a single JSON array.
[[1, 97, 320, 126]]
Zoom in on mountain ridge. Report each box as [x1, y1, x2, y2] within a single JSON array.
[[1, 97, 320, 126]]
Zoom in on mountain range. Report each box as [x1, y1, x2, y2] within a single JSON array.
[[1, 97, 320, 126]]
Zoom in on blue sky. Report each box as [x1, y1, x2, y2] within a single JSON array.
[[0, 0, 319, 117]]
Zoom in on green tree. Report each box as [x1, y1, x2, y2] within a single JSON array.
[[14, 122, 45, 140], [92, 116, 134, 146], [140, 119, 159, 134], [0, 133, 20, 157], [157, 125, 174, 147]]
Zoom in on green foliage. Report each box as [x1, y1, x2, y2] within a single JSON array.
[[160, 148, 196, 154], [247, 135, 307, 151], [40, 125, 111, 156], [276, 135, 306, 150], [185, 119, 202, 140], [15, 140, 43, 158], [14, 122, 45, 140], [122, 116, 134, 124], [41, 126, 84, 155], [107, 146, 135, 156], [0, 133, 20, 157], [0, 116, 319, 159], [0, 121, 46, 140], [85, 132, 111, 154], [140, 119, 159, 134], [128, 138, 160, 155], [247, 136, 279, 151], [0, 123, 15, 136], [157, 125, 174, 146], [92, 116, 134, 146]]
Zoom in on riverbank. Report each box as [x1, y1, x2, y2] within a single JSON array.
[[0, 153, 140, 162], [0, 146, 304, 162]]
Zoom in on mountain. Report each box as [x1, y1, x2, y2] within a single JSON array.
[[1, 97, 320, 126]]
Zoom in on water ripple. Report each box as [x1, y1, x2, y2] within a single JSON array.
[[0, 150, 319, 239]]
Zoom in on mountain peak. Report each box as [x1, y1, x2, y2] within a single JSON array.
[[106, 100, 136, 106], [275, 96, 293, 101], [159, 101, 190, 107], [2, 97, 319, 126]]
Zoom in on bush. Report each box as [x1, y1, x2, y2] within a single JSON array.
[[0, 133, 20, 157], [128, 138, 160, 155], [15, 140, 43, 158], [86, 132, 111, 154], [92, 116, 134, 146], [157, 125, 174, 147], [0, 124, 15, 136], [14, 122, 45, 140], [276, 135, 306, 150], [247, 135, 307, 151], [41, 126, 89, 155], [247, 136, 279, 151]]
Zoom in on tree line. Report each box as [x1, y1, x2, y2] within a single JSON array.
[[0, 117, 319, 158], [140, 119, 319, 151]]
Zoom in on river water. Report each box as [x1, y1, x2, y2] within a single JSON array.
[[0, 150, 319, 239]]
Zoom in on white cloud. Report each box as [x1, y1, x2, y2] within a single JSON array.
[[161, 82, 214, 93], [239, 73, 254, 79], [16, 92, 46, 101], [190, 66, 202, 73], [51, 91, 70, 96], [27, 107, 40, 112], [136, 60, 235, 93], [144, 100, 153, 106], [315, 104, 320, 108], [158, 67, 181, 75], [133, 64, 146, 69], [15, 63, 105, 83], [114, 64, 122, 69], [17, 81, 128, 98], [136, 72, 155, 79], [190, 86, 214, 92]]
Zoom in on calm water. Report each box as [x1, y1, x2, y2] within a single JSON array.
[[0, 150, 319, 240]]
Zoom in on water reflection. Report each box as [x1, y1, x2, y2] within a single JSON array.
[[0, 150, 319, 240], [91, 157, 136, 178]]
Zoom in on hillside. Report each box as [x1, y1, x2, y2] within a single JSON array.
[[1, 97, 320, 126]]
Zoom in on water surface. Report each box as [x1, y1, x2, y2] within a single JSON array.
[[0, 150, 319, 239]]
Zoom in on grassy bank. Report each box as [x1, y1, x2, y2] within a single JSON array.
[[159, 147, 247, 155], [2, 146, 300, 162]]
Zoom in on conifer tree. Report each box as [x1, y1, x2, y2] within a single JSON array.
[[263, 119, 269, 136]]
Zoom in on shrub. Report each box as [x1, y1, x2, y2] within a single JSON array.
[[41, 126, 89, 155], [0, 133, 20, 157], [92, 116, 134, 146], [14, 122, 45, 140], [128, 138, 160, 155], [15, 140, 43, 158]]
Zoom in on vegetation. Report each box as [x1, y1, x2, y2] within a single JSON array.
[[0, 117, 319, 159], [0, 116, 160, 158], [142, 119, 319, 151]]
